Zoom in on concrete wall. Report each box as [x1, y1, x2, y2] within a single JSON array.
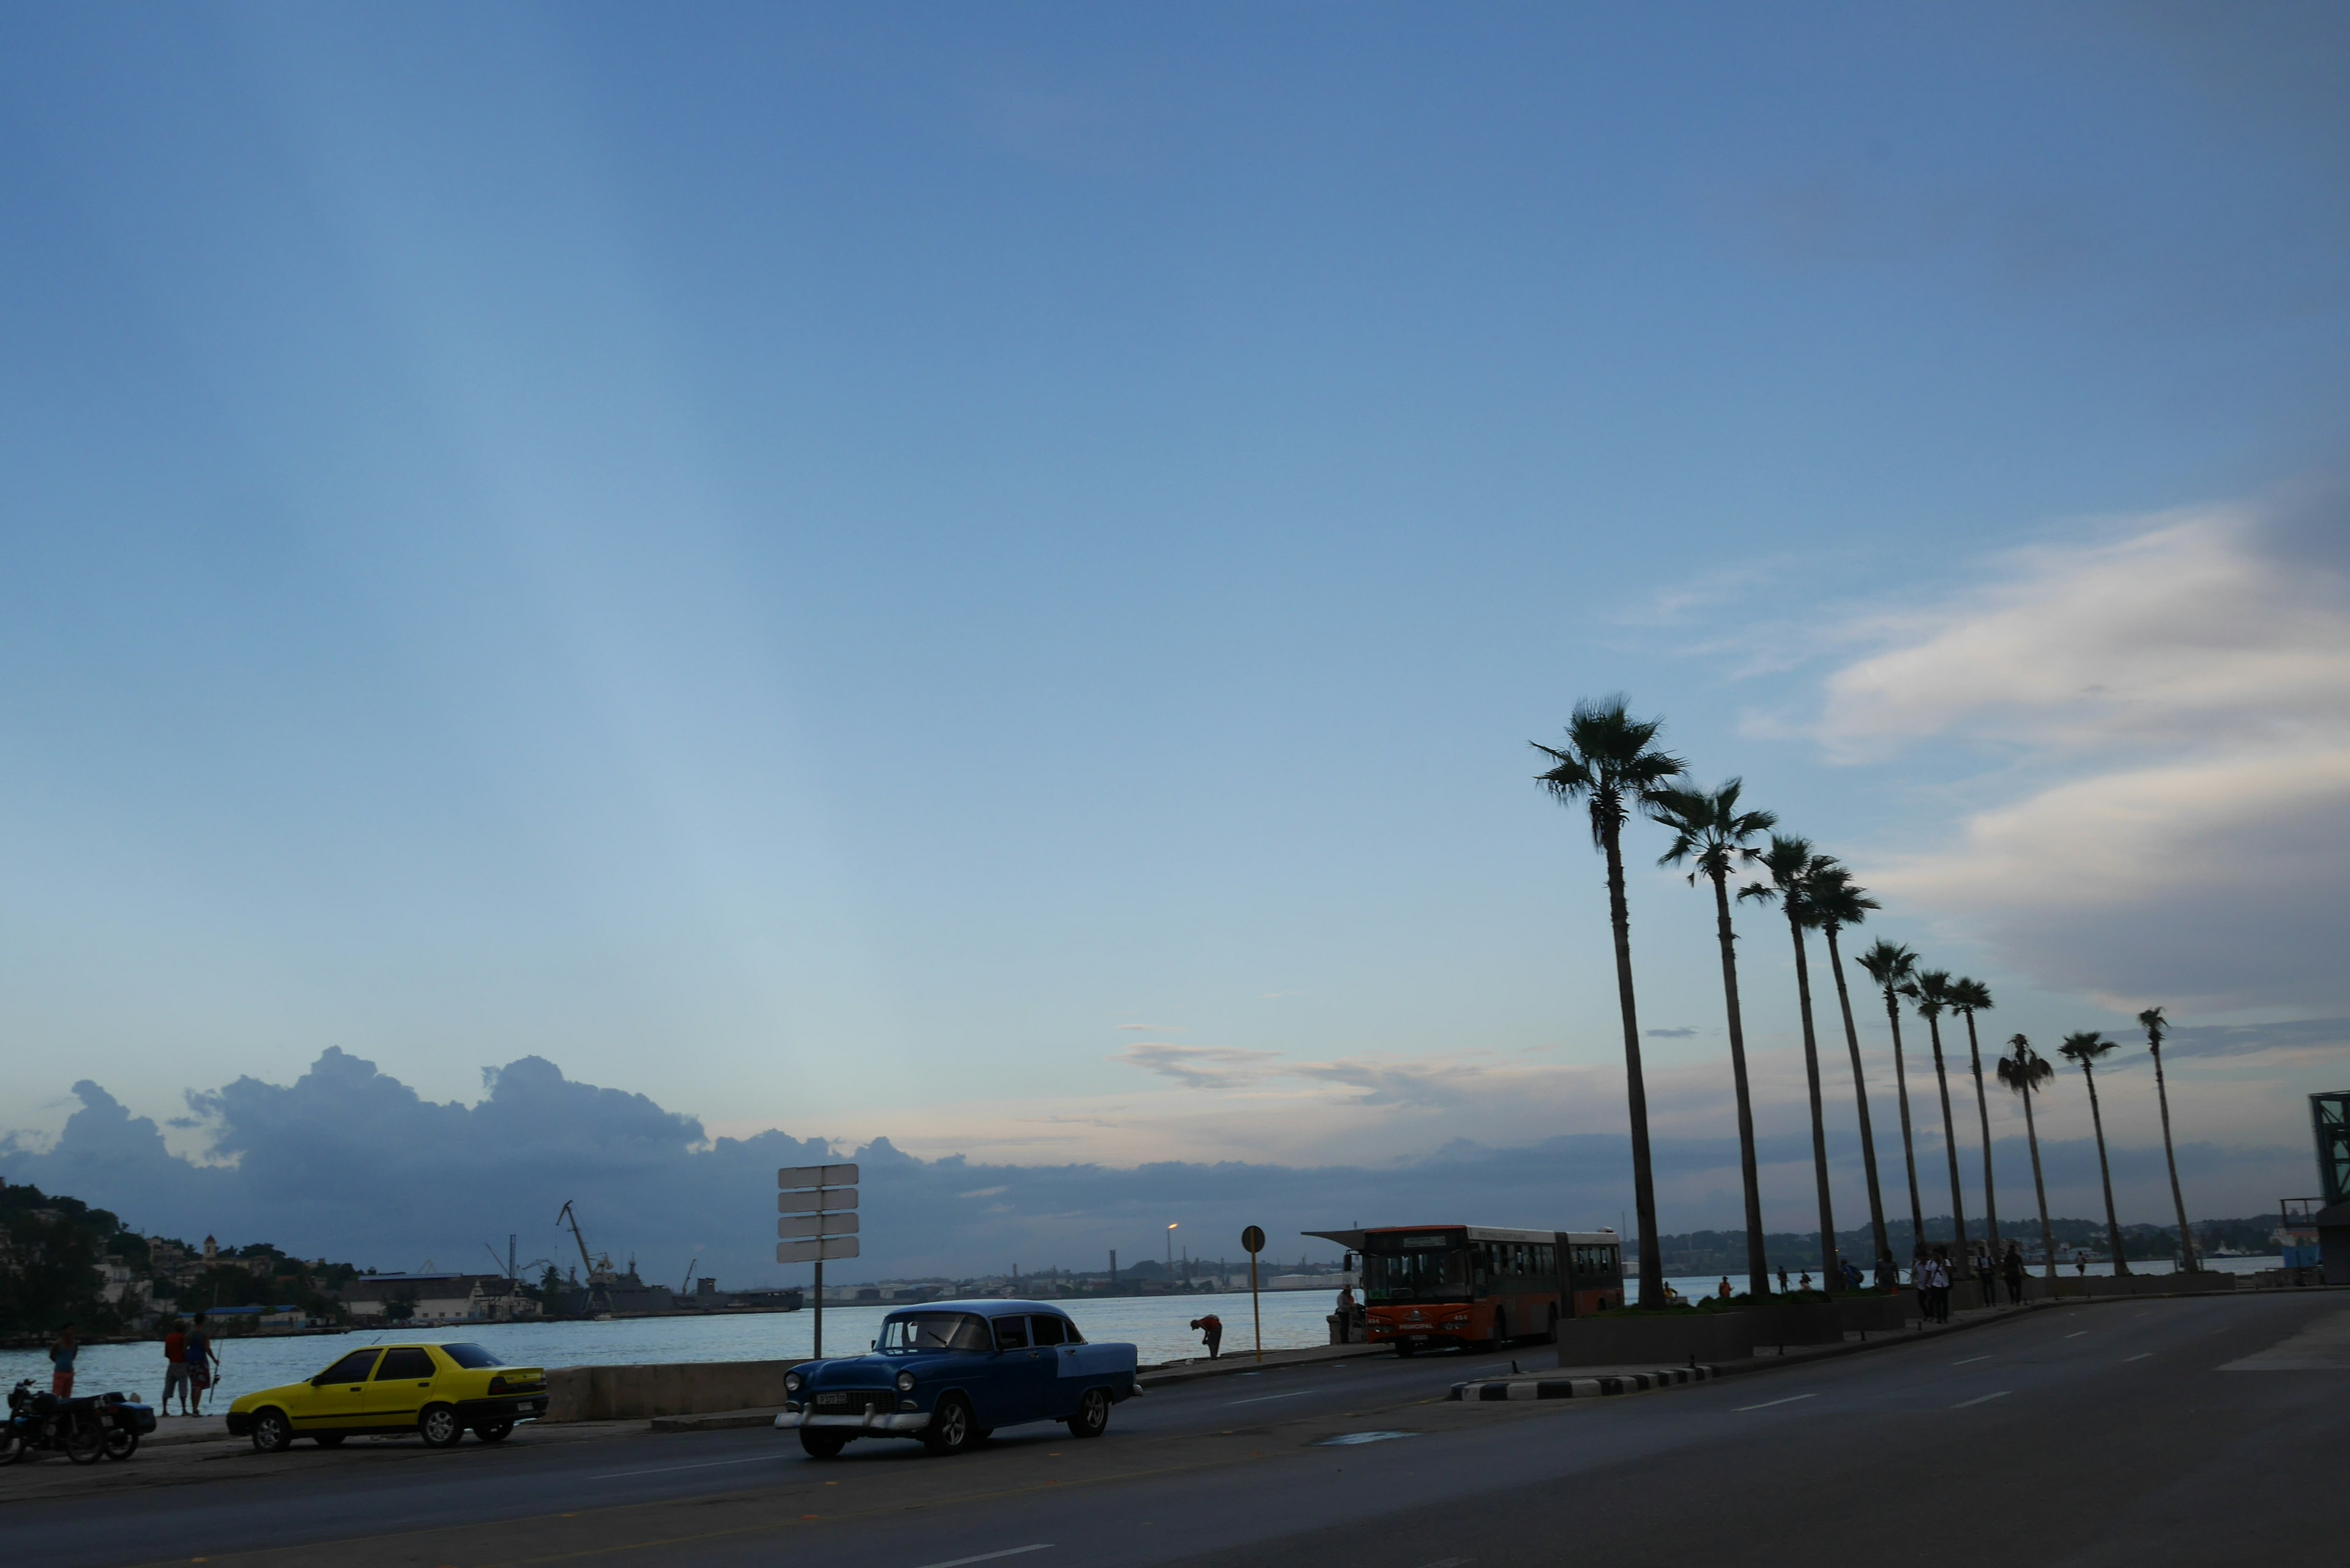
[[545, 1358, 806, 1422], [1552, 1312, 1754, 1367]]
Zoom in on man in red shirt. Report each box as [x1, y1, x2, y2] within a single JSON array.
[[160, 1320, 191, 1415]]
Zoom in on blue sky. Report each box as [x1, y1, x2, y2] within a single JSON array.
[[4, 5, 2346, 1270]]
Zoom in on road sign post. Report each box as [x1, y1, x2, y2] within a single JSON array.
[[779, 1163, 860, 1359], [1241, 1224, 1266, 1364]]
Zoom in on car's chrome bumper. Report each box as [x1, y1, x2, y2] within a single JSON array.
[[774, 1408, 931, 1434]]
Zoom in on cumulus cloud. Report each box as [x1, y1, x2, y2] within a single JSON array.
[[1813, 501, 2350, 1011]]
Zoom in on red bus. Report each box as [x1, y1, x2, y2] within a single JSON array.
[[1313, 1225, 1624, 1356]]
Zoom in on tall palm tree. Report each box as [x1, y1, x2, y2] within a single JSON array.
[[2059, 1030, 2131, 1275], [1534, 696, 1685, 1308], [1900, 969, 1969, 1251], [1808, 865, 1889, 1272], [1741, 835, 1838, 1290], [1996, 1034, 2057, 1281], [1855, 940, 1925, 1255], [2139, 1007, 2196, 1274], [1649, 779, 1776, 1298], [1949, 978, 2001, 1256]]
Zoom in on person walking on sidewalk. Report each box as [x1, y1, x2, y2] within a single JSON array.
[[48, 1325, 77, 1398], [186, 1312, 220, 1415], [160, 1320, 192, 1414]]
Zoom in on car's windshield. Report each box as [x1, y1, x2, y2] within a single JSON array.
[[878, 1313, 992, 1353], [438, 1343, 505, 1368]]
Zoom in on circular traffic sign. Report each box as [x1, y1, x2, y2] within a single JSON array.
[[1241, 1225, 1266, 1254]]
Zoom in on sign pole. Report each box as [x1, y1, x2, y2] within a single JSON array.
[[778, 1163, 860, 1363], [1241, 1224, 1266, 1365], [813, 1253, 824, 1360]]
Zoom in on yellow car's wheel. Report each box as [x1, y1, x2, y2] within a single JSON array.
[[418, 1405, 465, 1449], [250, 1409, 294, 1454]]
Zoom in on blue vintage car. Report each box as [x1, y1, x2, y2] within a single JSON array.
[[774, 1299, 1141, 1457]]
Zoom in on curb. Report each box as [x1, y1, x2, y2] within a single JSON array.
[[1136, 1343, 1387, 1390], [1452, 1364, 1722, 1402], [649, 1408, 784, 1433]]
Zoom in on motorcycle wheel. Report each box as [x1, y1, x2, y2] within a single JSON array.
[[64, 1418, 106, 1465], [102, 1428, 138, 1461], [0, 1428, 24, 1466]]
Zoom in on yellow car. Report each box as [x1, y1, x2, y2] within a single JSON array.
[[225, 1342, 549, 1452]]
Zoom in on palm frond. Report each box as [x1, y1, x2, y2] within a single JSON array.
[[1996, 1034, 2053, 1095], [1854, 938, 1917, 988], [2059, 1030, 2115, 1064], [1532, 695, 1685, 850], [2137, 1006, 2167, 1047], [1949, 977, 1994, 1014]]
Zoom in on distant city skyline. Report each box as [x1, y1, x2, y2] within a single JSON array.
[[3, 6, 2346, 1274]]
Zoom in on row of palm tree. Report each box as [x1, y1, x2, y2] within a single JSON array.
[[1535, 696, 2195, 1305]]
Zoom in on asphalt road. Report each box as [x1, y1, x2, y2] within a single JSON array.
[[6, 1291, 2343, 1568]]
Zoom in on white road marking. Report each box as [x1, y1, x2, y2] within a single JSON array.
[[2124, 1353, 2152, 1362], [591, 1455, 776, 1480], [2064, 1331, 2088, 1338], [1734, 1394, 1817, 1412], [1951, 1391, 2010, 1409], [1226, 1390, 1315, 1405], [1950, 1355, 1990, 1365], [914, 1548, 1054, 1568], [1315, 1430, 1419, 1446]]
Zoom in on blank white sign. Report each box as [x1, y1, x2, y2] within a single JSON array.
[[778, 1189, 859, 1215], [778, 1214, 859, 1239], [777, 1163, 859, 1189], [777, 1237, 860, 1264]]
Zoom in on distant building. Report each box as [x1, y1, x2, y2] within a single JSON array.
[[339, 1272, 513, 1323]]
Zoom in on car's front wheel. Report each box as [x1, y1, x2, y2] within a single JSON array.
[[1067, 1387, 1111, 1439], [798, 1428, 847, 1458], [474, 1421, 515, 1444], [922, 1395, 977, 1457], [417, 1405, 465, 1449], [250, 1409, 294, 1454]]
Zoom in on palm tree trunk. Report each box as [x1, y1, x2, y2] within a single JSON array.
[[2152, 1042, 2195, 1274], [1785, 914, 1837, 1291], [1962, 1011, 2000, 1254], [2021, 1085, 2056, 1282], [1823, 925, 1888, 1271], [1601, 824, 1664, 1307], [1926, 1014, 1968, 1249], [1883, 991, 1925, 1257], [1708, 871, 1769, 1297], [2081, 1062, 2130, 1275]]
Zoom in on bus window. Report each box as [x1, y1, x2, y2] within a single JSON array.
[[1363, 1233, 1470, 1303]]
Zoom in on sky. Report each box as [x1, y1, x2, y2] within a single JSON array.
[[3, 4, 2347, 1283]]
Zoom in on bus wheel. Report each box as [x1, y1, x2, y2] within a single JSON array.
[[1393, 1340, 1417, 1358]]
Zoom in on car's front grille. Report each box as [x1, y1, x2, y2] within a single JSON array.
[[810, 1391, 892, 1414]]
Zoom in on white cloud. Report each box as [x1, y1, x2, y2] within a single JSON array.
[[1813, 502, 2350, 1011]]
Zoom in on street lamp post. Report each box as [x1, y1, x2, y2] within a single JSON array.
[[1167, 1223, 1177, 1277]]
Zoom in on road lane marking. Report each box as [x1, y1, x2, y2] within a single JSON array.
[[2064, 1331, 2088, 1338], [2124, 1353, 2151, 1362], [914, 1547, 1054, 1568], [1951, 1355, 1990, 1365], [1226, 1391, 1315, 1405], [591, 1455, 777, 1480], [1733, 1394, 1817, 1411], [1952, 1391, 2010, 1409], [1315, 1430, 1419, 1446]]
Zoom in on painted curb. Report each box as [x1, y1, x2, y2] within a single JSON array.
[[1450, 1364, 1722, 1402]]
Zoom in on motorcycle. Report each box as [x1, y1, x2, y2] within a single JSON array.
[[0, 1379, 157, 1465]]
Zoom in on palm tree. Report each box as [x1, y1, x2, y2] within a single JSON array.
[[1900, 969, 1969, 1251], [1808, 865, 1889, 1273], [1534, 696, 1686, 1307], [1740, 835, 1838, 1291], [2059, 1030, 2131, 1275], [1996, 1034, 2057, 1282], [1649, 780, 1776, 1298], [1855, 939, 1925, 1255], [2139, 1007, 2195, 1274], [1949, 977, 2001, 1256]]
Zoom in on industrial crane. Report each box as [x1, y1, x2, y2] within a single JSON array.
[[556, 1200, 615, 1314]]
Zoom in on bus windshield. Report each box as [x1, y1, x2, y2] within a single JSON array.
[[1362, 1231, 1469, 1304]]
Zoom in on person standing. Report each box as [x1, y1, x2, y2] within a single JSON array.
[[186, 1312, 219, 1415], [2075, 1250, 2089, 1277], [1972, 1250, 1994, 1309], [2001, 1243, 2026, 1306], [1717, 1275, 1733, 1301], [161, 1320, 191, 1414], [1777, 1266, 1790, 1294], [48, 1324, 77, 1398]]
